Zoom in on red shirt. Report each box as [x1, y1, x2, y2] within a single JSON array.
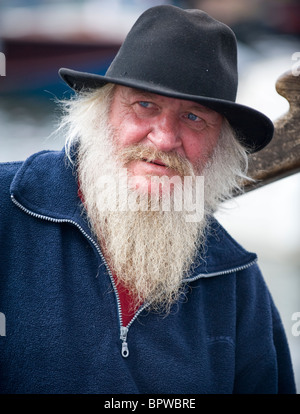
[[112, 274, 141, 326]]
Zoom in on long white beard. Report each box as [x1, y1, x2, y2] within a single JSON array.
[[77, 121, 206, 313], [62, 85, 249, 313]]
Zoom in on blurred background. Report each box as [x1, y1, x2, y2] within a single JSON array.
[[0, 0, 299, 392]]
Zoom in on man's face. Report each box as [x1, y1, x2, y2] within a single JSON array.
[[109, 86, 223, 191]]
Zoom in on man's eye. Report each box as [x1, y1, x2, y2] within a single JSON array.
[[187, 112, 200, 122], [139, 101, 151, 108]]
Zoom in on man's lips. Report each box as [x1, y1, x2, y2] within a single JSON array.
[[129, 158, 178, 177], [142, 158, 168, 167]]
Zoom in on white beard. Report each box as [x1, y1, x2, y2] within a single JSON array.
[[77, 123, 209, 313], [62, 86, 249, 313]]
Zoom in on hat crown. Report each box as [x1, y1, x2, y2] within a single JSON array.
[[106, 5, 238, 102]]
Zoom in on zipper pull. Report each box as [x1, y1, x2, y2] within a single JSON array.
[[120, 326, 129, 358]]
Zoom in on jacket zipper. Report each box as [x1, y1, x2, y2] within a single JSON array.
[[11, 194, 257, 359], [109, 268, 149, 358], [182, 258, 258, 283]]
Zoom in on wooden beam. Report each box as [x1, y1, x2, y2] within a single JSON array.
[[244, 70, 300, 192]]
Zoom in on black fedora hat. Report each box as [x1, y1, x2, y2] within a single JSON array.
[[59, 5, 274, 153]]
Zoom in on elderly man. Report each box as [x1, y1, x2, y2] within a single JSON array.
[[0, 5, 296, 394]]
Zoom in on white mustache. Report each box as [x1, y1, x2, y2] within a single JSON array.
[[116, 144, 194, 177]]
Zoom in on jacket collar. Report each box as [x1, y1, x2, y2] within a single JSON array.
[[10, 147, 257, 277], [11, 147, 82, 219]]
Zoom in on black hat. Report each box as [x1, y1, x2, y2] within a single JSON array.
[[59, 5, 274, 153]]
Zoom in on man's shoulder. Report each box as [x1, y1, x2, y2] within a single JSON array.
[[0, 160, 24, 188], [0, 149, 66, 202], [1, 149, 65, 186], [0, 161, 25, 222], [196, 216, 258, 275], [0, 160, 24, 173]]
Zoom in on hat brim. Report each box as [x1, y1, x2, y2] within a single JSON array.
[[59, 67, 274, 153]]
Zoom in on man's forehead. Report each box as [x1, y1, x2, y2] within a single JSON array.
[[115, 85, 217, 114]]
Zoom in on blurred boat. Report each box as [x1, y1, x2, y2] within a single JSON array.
[[0, 0, 149, 97], [0, 35, 121, 98]]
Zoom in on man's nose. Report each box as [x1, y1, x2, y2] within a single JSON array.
[[147, 114, 182, 152]]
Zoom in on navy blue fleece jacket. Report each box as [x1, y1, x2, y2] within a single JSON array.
[[0, 148, 296, 394]]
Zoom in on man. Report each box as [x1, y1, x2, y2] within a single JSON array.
[[0, 5, 296, 394]]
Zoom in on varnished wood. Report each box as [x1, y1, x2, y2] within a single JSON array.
[[244, 70, 300, 192]]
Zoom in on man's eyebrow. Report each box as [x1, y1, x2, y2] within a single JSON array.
[[188, 104, 215, 114], [130, 89, 156, 100]]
